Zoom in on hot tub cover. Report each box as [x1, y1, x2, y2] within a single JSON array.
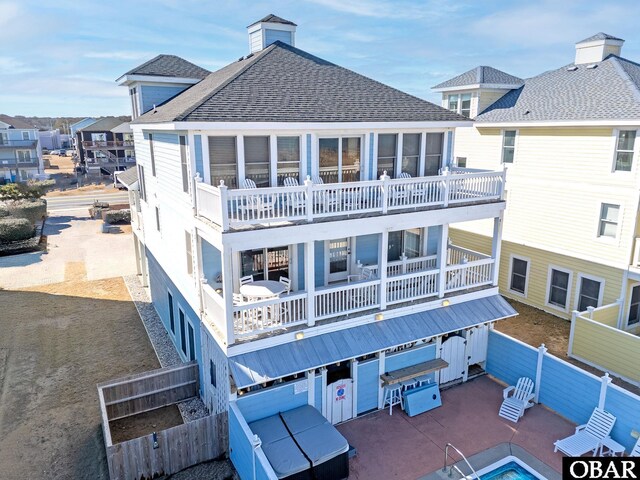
[[294, 423, 350, 466], [261, 437, 310, 478], [280, 405, 327, 434]]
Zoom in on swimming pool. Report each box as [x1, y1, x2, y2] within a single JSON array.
[[473, 456, 547, 480]]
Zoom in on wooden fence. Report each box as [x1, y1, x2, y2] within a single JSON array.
[[98, 362, 227, 480]]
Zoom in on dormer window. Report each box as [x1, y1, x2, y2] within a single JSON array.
[[447, 93, 472, 117]]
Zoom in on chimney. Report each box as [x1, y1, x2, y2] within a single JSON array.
[[247, 14, 297, 54], [574, 33, 624, 65]]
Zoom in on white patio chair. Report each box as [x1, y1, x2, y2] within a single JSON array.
[[282, 177, 306, 211], [631, 437, 640, 457], [279, 276, 291, 294], [311, 175, 324, 185], [554, 407, 616, 456], [398, 172, 412, 179], [238, 178, 275, 217], [283, 177, 299, 187], [498, 377, 535, 423], [347, 267, 374, 283], [240, 275, 254, 286]]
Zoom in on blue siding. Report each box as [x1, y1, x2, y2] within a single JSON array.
[[298, 244, 305, 291], [154, 132, 179, 145], [229, 404, 275, 480], [485, 331, 537, 387], [264, 29, 292, 47], [306, 134, 312, 178], [314, 241, 324, 287], [539, 356, 600, 425], [386, 344, 436, 371], [356, 234, 379, 265], [194, 134, 204, 178], [141, 85, 188, 113], [357, 359, 379, 414], [315, 375, 322, 411], [426, 226, 439, 255], [147, 249, 204, 392], [368, 133, 374, 180], [604, 387, 640, 452], [201, 239, 222, 283], [237, 380, 309, 423]]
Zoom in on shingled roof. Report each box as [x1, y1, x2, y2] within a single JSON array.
[[0, 114, 35, 129], [577, 32, 624, 44], [476, 55, 640, 123], [79, 117, 127, 132], [134, 41, 468, 124], [248, 14, 296, 27], [121, 54, 210, 80], [432, 66, 523, 90]]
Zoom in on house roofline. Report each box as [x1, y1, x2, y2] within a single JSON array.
[[432, 83, 523, 92], [475, 119, 640, 128], [116, 74, 203, 86]]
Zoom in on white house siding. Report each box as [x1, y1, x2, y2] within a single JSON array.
[[476, 90, 511, 117]]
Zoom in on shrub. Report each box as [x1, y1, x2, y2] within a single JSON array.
[[0, 218, 34, 243], [104, 209, 131, 224], [7, 199, 47, 225], [0, 181, 50, 200], [0, 204, 9, 218]]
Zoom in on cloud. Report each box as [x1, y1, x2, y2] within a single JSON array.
[[0, 1, 20, 28], [84, 51, 154, 61], [305, 0, 459, 20], [0, 57, 36, 74]]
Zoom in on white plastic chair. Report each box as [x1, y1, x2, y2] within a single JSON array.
[[283, 177, 299, 187], [498, 377, 535, 423], [554, 407, 616, 456], [239, 178, 275, 217], [398, 172, 412, 179], [279, 276, 291, 294], [240, 275, 254, 286]]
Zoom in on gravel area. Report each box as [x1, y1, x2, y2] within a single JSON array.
[[124, 274, 209, 422]]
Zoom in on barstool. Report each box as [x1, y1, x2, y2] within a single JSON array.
[[415, 375, 432, 387], [400, 378, 418, 392], [382, 384, 403, 415]]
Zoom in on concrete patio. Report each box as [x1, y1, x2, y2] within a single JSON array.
[[336, 375, 575, 480]]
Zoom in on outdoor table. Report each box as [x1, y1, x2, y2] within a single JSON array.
[[240, 280, 286, 300], [380, 358, 449, 387]]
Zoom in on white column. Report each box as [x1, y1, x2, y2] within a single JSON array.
[[491, 213, 503, 287], [378, 230, 389, 309], [236, 135, 245, 185], [269, 134, 278, 187], [371, 133, 378, 180], [534, 343, 547, 403], [320, 367, 328, 419], [300, 134, 308, 181], [305, 241, 316, 326], [363, 133, 370, 181], [201, 134, 211, 185], [568, 310, 579, 357], [222, 246, 235, 345], [418, 132, 426, 177], [437, 224, 449, 298], [351, 359, 359, 417], [377, 351, 386, 409], [598, 372, 611, 410], [435, 336, 442, 384], [307, 370, 315, 406], [395, 133, 403, 178]]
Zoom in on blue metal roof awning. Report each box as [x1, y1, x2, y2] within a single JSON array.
[[229, 295, 517, 389]]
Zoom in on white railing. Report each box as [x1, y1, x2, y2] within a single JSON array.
[[387, 269, 439, 305], [368, 254, 438, 277], [233, 292, 307, 337], [447, 244, 491, 266], [195, 170, 505, 231], [202, 283, 227, 337], [444, 259, 494, 293], [314, 279, 380, 320]]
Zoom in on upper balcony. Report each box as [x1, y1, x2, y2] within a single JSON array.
[[195, 168, 505, 232], [82, 140, 134, 150], [0, 140, 38, 149]]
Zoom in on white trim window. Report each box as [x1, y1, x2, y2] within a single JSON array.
[[613, 129, 636, 172], [16, 150, 33, 163], [21, 131, 30, 140], [244, 136, 271, 187], [628, 284, 640, 326], [547, 266, 572, 310], [501, 130, 517, 164], [597, 203, 620, 239], [447, 93, 471, 117], [276, 136, 300, 185], [575, 274, 604, 312], [508, 255, 530, 296]]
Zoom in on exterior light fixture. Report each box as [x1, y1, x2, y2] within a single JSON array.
[[375, 313, 384, 321], [295, 332, 304, 340], [442, 299, 451, 307]]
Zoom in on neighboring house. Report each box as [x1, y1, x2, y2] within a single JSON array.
[[0, 114, 43, 183], [433, 33, 640, 337], [76, 118, 134, 173], [118, 14, 514, 472], [38, 129, 65, 150], [69, 117, 96, 156]]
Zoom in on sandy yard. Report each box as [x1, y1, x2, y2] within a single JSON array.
[[44, 154, 114, 195]]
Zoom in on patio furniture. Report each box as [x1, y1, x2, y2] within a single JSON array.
[[279, 276, 292, 294], [398, 172, 412, 179], [238, 178, 275, 217], [554, 407, 616, 456], [415, 374, 432, 387], [347, 267, 374, 283], [232, 292, 246, 305], [283, 177, 306, 211], [498, 376, 535, 423], [380, 358, 449, 388], [284, 177, 299, 187], [631, 437, 640, 456], [400, 378, 418, 392], [382, 384, 403, 415], [403, 382, 442, 417], [240, 279, 286, 300], [598, 437, 625, 457], [239, 275, 254, 286]]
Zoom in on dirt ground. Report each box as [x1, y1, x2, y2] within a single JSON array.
[[0, 265, 164, 478], [44, 154, 113, 196], [109, 405, 183, 444], [495, 298, 640, 396]]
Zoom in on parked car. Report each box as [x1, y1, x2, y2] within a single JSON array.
[[49, 149, 60, 155], [59, 149, 67, 156]]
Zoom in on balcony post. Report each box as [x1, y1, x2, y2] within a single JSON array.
[[304, 176, 314, 222], [400, 253, 408, 274], [437, 224, 449, 298], [378, 230, 389, 309], [305, 241, 316, 326], [442, 169, 450, 207], [380, 171, 390, 214], [491, 212, 503, 287], [218, 182, 230, 232], [222, 246, 235, 345]]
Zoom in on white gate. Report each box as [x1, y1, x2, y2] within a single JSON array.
[[466, 325, 489, 366], [439, 335, 467, 384], [325, 379, 354, 424]]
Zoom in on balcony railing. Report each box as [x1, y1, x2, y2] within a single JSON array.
[[203, 247, 495, 340], [82, 140, 134, 149], [0, 140, 37, 148], [195, 169, 505, 231]]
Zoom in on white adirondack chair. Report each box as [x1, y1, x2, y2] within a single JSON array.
[[498, 377, 535, 423], [554, 407, 616, 456], [631, 437, 640, 457], [238, 178, 275, 217]]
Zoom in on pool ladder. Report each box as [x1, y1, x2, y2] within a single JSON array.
[[442, 443, 480, 480]]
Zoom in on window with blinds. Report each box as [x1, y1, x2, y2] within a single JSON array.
[[377, 134, 397, 178], [208, 136, 237, 188], [244, 136, 270, 187], [425, 133, 443, 176], [401, 133, 420, 177], [277, 136, 300, 185]]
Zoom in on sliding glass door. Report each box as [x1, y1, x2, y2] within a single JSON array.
[[319, 137, 361, 183]]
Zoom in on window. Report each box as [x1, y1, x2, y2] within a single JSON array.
[[16, 151, 32, 163], [377, 134, 397, 178], [319, 137, 361, 183], [456, 157, 467, 168], [244, 136, 270, 187], [614, 130, 636, 171], [179, 309, 187, 355], [209, 360, 217, 388], [277, 136, 300, 185], [425, 133, 444, 176], [502, 130, 516, 164], [0, 132, 8, 145], [187, 322, 196, 361], [460, 93, 472, 117], [628, 285, 640, 326], [548, 267, 571, 309], [185, 231, 193, 276], [241, 246, 289, 281], [21, 131, 29, 140], [209, 136, 237, 188], [447, 95, 459, 112], [598, 203, 619, 238], [138, 164, 147, 201], [388, 229, 422, 261], [155, 206, 161, 232], [401, 134, 420, 177], [180, 135, 189, 193], [168, 292, 175, 334], [577, 276, 602, 312], [509, 257, 529, 295], [148, 133, 156, 176]]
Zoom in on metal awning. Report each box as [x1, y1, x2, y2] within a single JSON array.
[[116, 166, 138, 189], [229, 294, 517, 389]]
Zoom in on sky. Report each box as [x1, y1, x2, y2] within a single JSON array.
[[2, 0, 640, 118]]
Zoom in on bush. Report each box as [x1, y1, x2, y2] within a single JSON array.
[[104, 209, 131, 224], [0, 204, 9, 218], [7, 199, 47, 225], [0, 181, 50, 200], [0, 218, 34, 243]]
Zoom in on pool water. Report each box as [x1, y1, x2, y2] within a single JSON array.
[[480, 461, 540, 480]]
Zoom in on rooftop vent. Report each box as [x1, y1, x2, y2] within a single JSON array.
[[247, 14, 297, 53], [566, 66, 578, 71], [575, 33, 624, 65], [586, 63, 598, 69]]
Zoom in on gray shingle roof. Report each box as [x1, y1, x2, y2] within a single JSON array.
[[79, 117, 127, 132], [121, 54, 210, 79], [134, 42, 468, 124], [577, 32, 624, 44], [476, 55, 640, 123], [0, 114, 35, 129], [248, 14, 296, 27], [433, 66, 523, 90]]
